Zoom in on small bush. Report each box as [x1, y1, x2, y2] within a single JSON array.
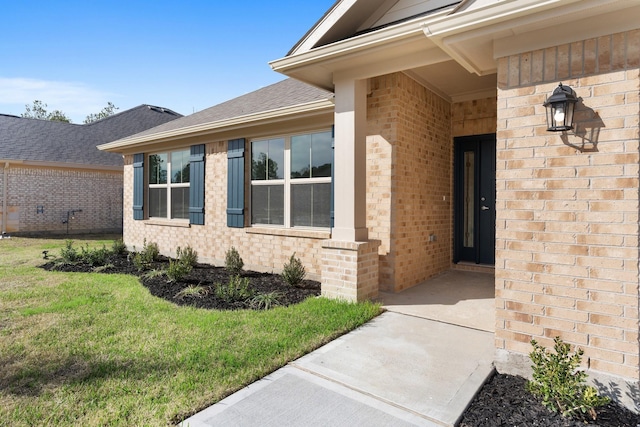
[[225, 247, 244, 275], [132, 239, 159, 271], [215, 275, 253, 303], [80, 244, 110, 266], [527, 337, 610, 420], [250, 292, 282, 310], [281, 253, 306, 287], [166, 258, 192, 282], [176, 245, 198, 267], [60, 240, 79, 263], [142, 240, 160, 262], [111, 239, 127, 255]]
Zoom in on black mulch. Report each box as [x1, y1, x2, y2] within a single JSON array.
[[459, 373, 640, 427], [40, 252, 320, 310]]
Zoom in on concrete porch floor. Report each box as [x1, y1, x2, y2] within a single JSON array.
[[378, 270, 495, 333]]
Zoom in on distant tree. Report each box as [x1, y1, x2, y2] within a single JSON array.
[[84, 102, 119, 124], [21, 100, 72, 123]]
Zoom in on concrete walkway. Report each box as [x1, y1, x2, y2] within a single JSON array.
[[181, 311, 494, 427]]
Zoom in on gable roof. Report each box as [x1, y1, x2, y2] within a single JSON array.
[[288, 0, 461, 56], [99, 78, 334, 151], [0, 105, 182, 168]]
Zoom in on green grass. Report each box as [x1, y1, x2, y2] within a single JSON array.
[[0, 236, 381, 426]]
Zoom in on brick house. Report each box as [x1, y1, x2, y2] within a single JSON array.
[[0, 105, 181, 235], [100, 0, 640, 410]]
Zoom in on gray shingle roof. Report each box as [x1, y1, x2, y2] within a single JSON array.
[[0, 105, 182, 167], [120, 79, 333, 141]]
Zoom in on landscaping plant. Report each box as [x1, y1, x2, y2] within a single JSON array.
[[214, 275, 253, 303], [177, 245, 198, 267], [527, 337, 610, 420], [224, 246, 244, 274], [281, 253, 306, 287]]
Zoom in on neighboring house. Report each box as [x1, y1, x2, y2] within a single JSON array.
[[99, 0, 640, 411], [0, 105, 181, 235]]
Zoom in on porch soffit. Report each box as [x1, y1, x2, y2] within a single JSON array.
[[272, 0, 640, 101]]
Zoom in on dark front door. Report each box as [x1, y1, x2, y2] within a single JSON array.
[[454, 134, 496, 265]]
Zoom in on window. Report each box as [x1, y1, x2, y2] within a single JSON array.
[[250, 130, 332, 228], [148, 149, 190, 219]]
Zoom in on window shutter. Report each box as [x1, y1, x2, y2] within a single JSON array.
[[330, 125, 335, 228], [227, 138, 245, 228], [189, 144, 206, 225], [133, 153, 144, 220]]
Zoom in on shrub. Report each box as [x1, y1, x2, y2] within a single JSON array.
[[250, 292, 282, 310], [142, 240, 160, 262], [527, 337, 609, 420], [225, 247, 244, 275], [132, 239, 159, 271], [111, 238, 127, 255], [166, 258, 192, 282], [80, 244, 110, 266], [60, 240, 79, 263], [281, 253, 306, 287], [176, 245, 198, 267], [214, 275, 253, 303]]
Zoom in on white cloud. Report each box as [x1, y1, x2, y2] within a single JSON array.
[[0, 77, 119, 123]]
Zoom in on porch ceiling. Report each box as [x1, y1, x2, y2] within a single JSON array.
[[406, 60, 497, 102]]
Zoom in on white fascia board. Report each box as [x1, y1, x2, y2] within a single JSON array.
[[292, 0, 357, 55], [270, 9, 451, 75], [98, 99, 335, 152]]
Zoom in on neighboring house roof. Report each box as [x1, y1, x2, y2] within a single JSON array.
[[99, 79, 334, 151], [0, 105, 182, 168]]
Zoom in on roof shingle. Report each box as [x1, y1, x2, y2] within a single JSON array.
[[0, 105, 182, 167]]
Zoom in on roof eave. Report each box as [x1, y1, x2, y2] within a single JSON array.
[[98, 98, 335, 152]]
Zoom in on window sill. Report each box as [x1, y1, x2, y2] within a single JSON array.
[[143, 219, 191, 228], [247, 227, 330, 240]]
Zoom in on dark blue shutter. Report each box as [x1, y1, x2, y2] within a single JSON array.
[[133, 153, 144, 220], [330, 126, 335, 228], [227, 138, 245, 228], [189, 144, 205, 225]]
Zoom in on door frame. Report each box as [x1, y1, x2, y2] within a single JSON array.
[[453, 133, 496, 265]]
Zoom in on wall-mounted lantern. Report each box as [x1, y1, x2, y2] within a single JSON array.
[[543, 83, 578, 132]]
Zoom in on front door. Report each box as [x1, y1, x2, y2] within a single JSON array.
[[454, 134, 496, 265]]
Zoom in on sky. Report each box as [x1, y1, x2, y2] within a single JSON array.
[[0, 1, 336, 124]]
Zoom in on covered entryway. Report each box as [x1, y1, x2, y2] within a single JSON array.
[[379, 270, 495, 333]]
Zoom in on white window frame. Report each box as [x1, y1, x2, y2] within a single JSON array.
[[148, 149, 190, 220], [250, 129, 332, 229]]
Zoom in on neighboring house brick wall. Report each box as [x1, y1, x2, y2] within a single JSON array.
[[366, 73, 452, 292], [495, 30, 640, 385], [3, 165, 123, 234]]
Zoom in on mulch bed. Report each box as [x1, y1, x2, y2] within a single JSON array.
[[459, 373, 640, 427], [40, 252, 320, 310]]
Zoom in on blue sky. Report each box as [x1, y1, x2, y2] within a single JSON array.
[[0, 1, 335, 123]]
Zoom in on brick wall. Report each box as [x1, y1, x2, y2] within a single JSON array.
[[495, 30, 640, 382], [452, 97, 497, 138], [2, 165, 123, 235], [367, 73, 453, 292], [123, 143, 330, 279]]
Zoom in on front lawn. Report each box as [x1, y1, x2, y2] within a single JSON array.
[[0, 235, 381, 426]]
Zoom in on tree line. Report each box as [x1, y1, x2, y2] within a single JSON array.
[[20, 100, 119, 124]]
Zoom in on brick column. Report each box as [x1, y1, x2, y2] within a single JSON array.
[[321, 239, 380, 301]]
